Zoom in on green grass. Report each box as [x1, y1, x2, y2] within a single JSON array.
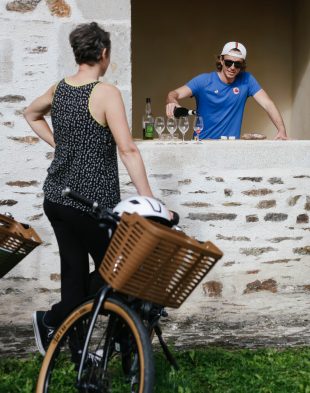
[[1, 348, 310, 393]]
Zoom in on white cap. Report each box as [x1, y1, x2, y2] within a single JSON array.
[[221, 42, 247, 59]]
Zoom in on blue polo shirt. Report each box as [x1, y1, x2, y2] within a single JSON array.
[[186, 71, 261, 139]]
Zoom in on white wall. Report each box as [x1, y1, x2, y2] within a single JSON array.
[[0, 0, 132, 354]]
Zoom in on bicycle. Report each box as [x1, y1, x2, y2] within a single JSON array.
[[35, 189, 223, 393]]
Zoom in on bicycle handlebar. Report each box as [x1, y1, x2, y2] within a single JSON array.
[[62, 187, 119, 229], [62, 187, 99, 210]]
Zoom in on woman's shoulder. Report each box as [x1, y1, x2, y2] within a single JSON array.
[[92, 83, 122, 105], [95, 82, 120, 94]]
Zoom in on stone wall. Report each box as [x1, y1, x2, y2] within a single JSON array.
[[120, 141, 310, 349], [2, 138, 310, 356], [0, 0, 131, 356]]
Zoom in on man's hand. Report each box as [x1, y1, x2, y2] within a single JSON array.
[[166, 102, 179, 117], [166, 85, 193, 117], [274, 131, 289, 140]]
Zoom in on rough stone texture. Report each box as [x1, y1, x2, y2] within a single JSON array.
[[6, 180, 39, 187], [188, 213, 237, 221], [243, 279, 278, 294], [293, 246, 310, 255], [216, 234, 250, 241], [242, 188, 273, 196], [264, 213, 288, 222], [0, 199, 18, 206], [268, 236, 303, 243], [246, 214, 259, 222], [238, 177, 262, 182], [256, 200, 276, 209], [297, 214, 309, 224], [224, 188, 233, 196], [6, 0, 42, 13], [268, 177, 284, 184], [0, 95, 25, 102], [287, 195, 302, 206], [203, 281, 223, 297], [240, 247, 277, 256], [46, 0, 71, 17], [8, 136, 40, 144]]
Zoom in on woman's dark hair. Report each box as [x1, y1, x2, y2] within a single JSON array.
[[69, 22, 111, 65], [216, 50, 247, 72]]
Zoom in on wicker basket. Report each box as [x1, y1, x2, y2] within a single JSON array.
[[99, 213, 223, 308], [0, 214, 42, 278]]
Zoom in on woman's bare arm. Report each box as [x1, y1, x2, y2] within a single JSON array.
[[24, 85, 56, 148]]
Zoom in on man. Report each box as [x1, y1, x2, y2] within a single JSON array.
[[166, 42, 288, 140]]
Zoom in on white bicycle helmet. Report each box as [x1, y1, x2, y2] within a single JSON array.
[[113, 196, 171, 226]]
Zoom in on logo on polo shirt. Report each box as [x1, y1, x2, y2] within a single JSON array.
[[233, 87, 240, 95]]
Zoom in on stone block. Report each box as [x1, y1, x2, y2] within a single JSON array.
[[0, 95, 25, 103], [203, 280, 223, 297], [293, 246, 310, 255], [224, 188, 233, 197], [268, 177, 284, 184], [243, 188, 273, 196], [296, 214, 309, 224], [8, 136, 40, 144], [246, 215, 259, 222], [6, 180, 40, 187], [243, 279, 277, 294], [0, 199, 18, 206], [240, 247, 277, 256], [6, 0, 41, 13], [238, 177, 262, 182], [256, 200, 276, 209], [287, 195, 301, 206], [264, 213, 288, 222], [46, 0, 71, 17], [188, 213, 237, 221]]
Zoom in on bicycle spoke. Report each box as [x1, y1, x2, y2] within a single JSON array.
[[39, 299, 154, 393]]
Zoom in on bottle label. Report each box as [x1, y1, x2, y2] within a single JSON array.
[[145, 123, 154, 139]]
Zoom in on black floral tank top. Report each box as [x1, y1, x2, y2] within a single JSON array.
[[43, 79, 121, 212]]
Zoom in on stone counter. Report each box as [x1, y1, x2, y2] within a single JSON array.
[[1, 140, 310, 355]]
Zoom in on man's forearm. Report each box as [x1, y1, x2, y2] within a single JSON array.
[[265, 102, 287, 136], [166, 90, 180, 105]]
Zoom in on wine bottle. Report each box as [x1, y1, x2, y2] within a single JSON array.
[[173, 107, 197, 118], [142, 98, 154, 140]]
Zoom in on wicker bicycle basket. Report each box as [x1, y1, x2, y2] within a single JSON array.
[[0, 214, 42, 278], [99, 213, 223, 308]]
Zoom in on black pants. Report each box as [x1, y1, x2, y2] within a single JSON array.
[[43, 199, 110, 327]]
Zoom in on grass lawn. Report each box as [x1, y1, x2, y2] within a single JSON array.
[[0, 347, 310, 392]]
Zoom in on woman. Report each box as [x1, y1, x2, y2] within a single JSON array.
[[24, 22, 154, 355]]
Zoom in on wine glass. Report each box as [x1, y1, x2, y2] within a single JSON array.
[[178, 116, 189, 143], [193, 115, 204, 143], [166, 117, 177, 141], [154, 116, 165, 140]]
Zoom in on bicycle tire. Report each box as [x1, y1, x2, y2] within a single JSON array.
[[36, 297, 154, 393]]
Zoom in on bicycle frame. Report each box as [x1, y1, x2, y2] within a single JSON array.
[[77, 285, 112, 386]]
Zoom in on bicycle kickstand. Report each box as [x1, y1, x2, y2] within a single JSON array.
[[153, 324, 179, 370]]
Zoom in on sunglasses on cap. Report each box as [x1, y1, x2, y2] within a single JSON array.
[[223, 59, 243, 69]]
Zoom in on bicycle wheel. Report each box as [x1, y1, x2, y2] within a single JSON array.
[[36, 297, 154, 393]]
